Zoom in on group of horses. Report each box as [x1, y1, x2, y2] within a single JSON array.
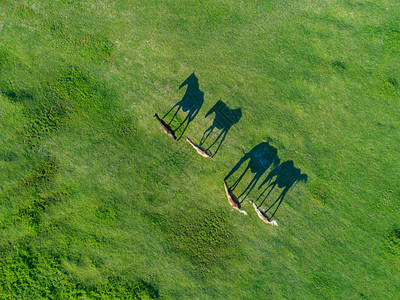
[[154, 73, 307, 225]]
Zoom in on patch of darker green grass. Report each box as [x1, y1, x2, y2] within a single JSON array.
[[13, 160, 67, 231], [0, 52, 116, 150], [2, 89, 34, 103], [309, 181, 333, 208], [3, 64, 110, 118], [16, 66, 114, 148], [384, 226, 400, 256], [379, 77, 398, 96], [48, 66, 96, 107], [312, 272, 333, 298], [385, 27, 400, 53], [21, 104, 71, 149], [0, 156, 65, 233], [110, 112, 137, 138], [49, 66, 114, 112], [0, 243, 160, 299], [95, 198, 119, 221], [0, 150, 18, 162], [20, 156, 59, 191], [146, 209, 236, 269], [82, 277, 160, 299], [331, 60, 346, 71], [0, 244, 77, 299], [78, 34, 114, 60], [35, 189, 69, 210]]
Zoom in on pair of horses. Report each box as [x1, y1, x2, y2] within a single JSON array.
[[224, 143, 307, 224], [155, 73, 242, 158]]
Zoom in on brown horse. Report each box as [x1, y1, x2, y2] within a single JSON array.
[[186, 137, 212, 158], [250, 201, 278, 226], [223, 180, 247, 215], [154, 113, 177, 141]]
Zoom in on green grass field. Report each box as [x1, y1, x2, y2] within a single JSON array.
[[1, 0, 399, 298]]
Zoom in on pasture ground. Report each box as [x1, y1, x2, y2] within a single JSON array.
[[0, 0, 399, 298]]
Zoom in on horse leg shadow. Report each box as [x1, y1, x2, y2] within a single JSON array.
[[200, 125, 215, 146], [265, 189, 288, 218], [163, 104, 182, 125], [208, 130, 227, 157], [257, 182, 277, 206], [239, 175, 260, 203], [230, 165, 249, 191]]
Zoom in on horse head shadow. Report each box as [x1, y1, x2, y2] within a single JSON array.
[[163, 73, 204, 140], [257, 160, 308, 218], [224, 142, 280, 202], [199, 100, 242, 157]]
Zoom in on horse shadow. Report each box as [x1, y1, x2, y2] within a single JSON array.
[[224, 142, 280, 203], [256, 160, 308, 218], [199, 100, 242, 157], [162, 73, 204, 140]]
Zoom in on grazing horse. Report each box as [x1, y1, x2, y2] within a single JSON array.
[[154, 113, 177, 141], [223, 180, 247, 215], [250, 201, 278, 225], [186, 137, 212, 158]]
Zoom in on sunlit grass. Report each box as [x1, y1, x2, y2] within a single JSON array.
[[0, 0, 399, 298]]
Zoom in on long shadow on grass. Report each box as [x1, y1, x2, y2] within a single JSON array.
[[224, 142, 280, 203], [255, 160, 308, 218], [198, 99, 241, 157], [162, 72, 204, 140], [225, 142, 307, 218]]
